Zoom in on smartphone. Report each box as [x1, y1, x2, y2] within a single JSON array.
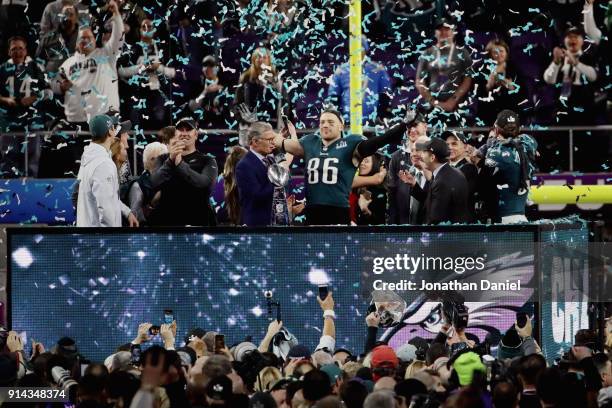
[[281, 114, 290, 129], [516, 312, 528, 329], [318, 285, 329, 301], [164, 309, 174, 325], [130, 344, 141, 365], [214, 334, 225, 354]]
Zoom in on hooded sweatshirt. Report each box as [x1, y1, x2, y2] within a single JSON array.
[[76, 142, 130, 227]]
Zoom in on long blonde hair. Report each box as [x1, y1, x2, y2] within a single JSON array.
[[404, 360, 427, 379], [223, 146, 247, 225], [254, 366, 282, 392], [240, 47, 278, 84]]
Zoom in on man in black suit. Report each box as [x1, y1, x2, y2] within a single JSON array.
[[442, 130, 478, 222], [402, 137, 469, 224]]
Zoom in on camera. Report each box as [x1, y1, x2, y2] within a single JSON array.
[[433, 291, 468, 329], [264, 290, 281, 322], [51, 366, 78, 403]]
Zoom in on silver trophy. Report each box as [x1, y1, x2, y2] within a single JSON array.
[[268, 155, 290, 225]]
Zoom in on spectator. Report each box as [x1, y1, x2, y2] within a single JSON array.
[[97, 0, 147, 46], [157, 125, 175, 145], [53, 0, 123, 125], [354, 153, 387, 225], [126, 141, 168, 224], [110, 136, 128, 175], [472, 110, 538, 224], [543, 26, 598, 125], [186, 55, 229, 129], [416, 18, 473, 126], [39, 0, 90, 38], [267, 0, 297, 34], [518, 354, 547, 408], [327, 38, 392, 125], [476, 39, 530, 126], [75, 114, 138, 227], [442, 130, 478, 222], [235, 122, 280, 226], [234, 47, 290, 146], [0, 36, 51, 132], [493, 382, 519, 408], [0, 36, 51, 177], [402, 137, 470, 224], [222, 145, 248, 225], [36, 4, 79, 74], [388, 116, 430, 225], [40, 0, 123, 178], [118, 18, 177, 130], [363, 390, 396, 408], [149, 117, 218, 226]]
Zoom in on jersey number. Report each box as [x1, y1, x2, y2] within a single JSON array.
[[307, 157, 339, 184], [5, 76, 31, 98]]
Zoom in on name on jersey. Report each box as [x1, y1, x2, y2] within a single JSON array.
[[68, 59, 98, 77]]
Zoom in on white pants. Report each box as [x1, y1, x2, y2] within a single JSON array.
[[501, 214, 528, 224]]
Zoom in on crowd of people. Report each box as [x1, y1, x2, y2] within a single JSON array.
[[2, 293, 612, 408], [74, 106, 536, 227], [0, 0, 610, 177]]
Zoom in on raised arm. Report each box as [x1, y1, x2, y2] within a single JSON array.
[[274, 120, 304, 157]]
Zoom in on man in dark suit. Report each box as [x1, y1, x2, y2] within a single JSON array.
[[235, 122, 277, 226], [403, 137, 469, 224], [442, 130, 478, 222]]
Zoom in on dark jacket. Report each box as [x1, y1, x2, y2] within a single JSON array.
[[387, 149, 428, 225], [149, 151, 218, 226], [235, 150, 274, 226], [410, 163, 469, 224], [453, 158, 478, 222]]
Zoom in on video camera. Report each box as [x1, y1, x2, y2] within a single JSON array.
[[427, 290, 469, 329]]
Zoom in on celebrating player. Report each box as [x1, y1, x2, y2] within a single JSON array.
[[275, 108, 416, 225]]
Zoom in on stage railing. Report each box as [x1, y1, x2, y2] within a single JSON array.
[[1, 125, 611, 176]]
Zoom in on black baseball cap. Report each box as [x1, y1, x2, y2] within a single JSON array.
[[495, 109, 520, 129], [441, 130, 469, 144], [206, 375, 232, 401], [415, 137, 450, 160], [565, 26, 585, 37], [105, 109, 132, 133], [176, 117, 197, 130], [434, 17, 455, 30]]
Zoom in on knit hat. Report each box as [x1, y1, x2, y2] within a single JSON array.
[[452, 352, 485, 386], [371, 345, 399, 369]]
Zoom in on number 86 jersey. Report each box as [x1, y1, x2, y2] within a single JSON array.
[[299, 133, 365, 208]]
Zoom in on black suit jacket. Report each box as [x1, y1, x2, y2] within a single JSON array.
[[454, 158, 478, 222], [410, 163, 469, 224]]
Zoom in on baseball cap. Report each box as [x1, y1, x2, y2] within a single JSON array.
[[415, 137, 450, 161], [232, 341, 257, 362], [206, 375, 233, 401], [565, 26, 585, 37], [202, 55, 218, 67], [371, 345, 399, 369], [287, 344, 311, 359], [176, 117, 197, 130], [106, 109, 132, 133], [495, 109, 520, 130], [320, 364, 342, 386], [184, 328, 206, 346], [434, 17, 455, 29], [396, 344, 417, 363], [452, 351, 485, 386], [88, 115, 115, 139], [441, 130, 469, 144], [270, 378, 294, 392]]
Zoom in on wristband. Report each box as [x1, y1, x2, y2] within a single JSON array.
[[323, 310, 336, 319], [281, 139, 287, 154]]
